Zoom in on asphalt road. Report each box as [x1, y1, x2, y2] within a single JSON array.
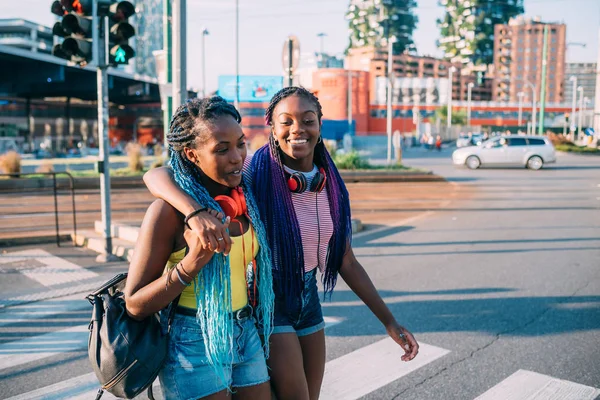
[[0, 147, 599, 399]]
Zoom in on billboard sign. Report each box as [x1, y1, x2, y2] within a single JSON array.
[[375, 77, 449, 105], [218, 75, 283, 103]]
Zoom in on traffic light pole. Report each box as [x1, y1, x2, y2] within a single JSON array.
[[96, 15, 117, 263]]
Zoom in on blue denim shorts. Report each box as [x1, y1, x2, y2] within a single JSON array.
[[158, 311, 269, 399], [272, 269, 325, 337]]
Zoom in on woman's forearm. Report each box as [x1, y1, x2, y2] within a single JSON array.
[[339, 254, 395, 327], [144, 167, 201, 215]]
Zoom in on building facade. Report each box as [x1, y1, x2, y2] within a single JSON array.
[[493, 17, 566, 104], [0, 19, 53, 55], [564, 63, 596, 107], [346, 46, 492, 104], [438, 0, 524, 66], [346, 0, 418, 55]]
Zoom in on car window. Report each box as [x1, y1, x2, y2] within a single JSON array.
[[528, 138, 546, 146], [507, 138, 527, 146], [484, 138, 503, 149]]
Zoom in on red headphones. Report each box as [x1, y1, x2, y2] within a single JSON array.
[[214, 187, 247, 219], [286, 168, 327, 193]]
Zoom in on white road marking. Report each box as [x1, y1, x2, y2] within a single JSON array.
[[475, 369, 600, 400], [0, 249, 97, 287], [324, 316, 343, 329], [320, 338, 450, 400], [0, 325, 87, 371], [4, 372, 162, 400]]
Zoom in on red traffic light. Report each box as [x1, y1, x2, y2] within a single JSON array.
[[109, 1, 135, 21]]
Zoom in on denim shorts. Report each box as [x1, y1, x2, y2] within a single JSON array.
[[272, 269, 325, 337], [158, 312, 269, 399]]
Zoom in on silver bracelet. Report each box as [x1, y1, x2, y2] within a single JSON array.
[[174, 264, 192, 287]]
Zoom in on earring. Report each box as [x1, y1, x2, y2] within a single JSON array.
[[317, 136, 323, 144]]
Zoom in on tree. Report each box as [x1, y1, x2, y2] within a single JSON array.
[[435, 105, 468, 126], [346, 0, 418, 55], [437, 0, 524, 66]]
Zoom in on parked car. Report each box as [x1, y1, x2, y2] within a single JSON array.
[[452, 135, 556, 170], [456, 133, 471, 148]]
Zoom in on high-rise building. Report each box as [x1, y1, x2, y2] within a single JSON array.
[[0, 19, 53, 55], [133, 0, 163, 77], [564, 63, 596, 107], [493, 17, 566, 104], [438, 0, 524, 66], [346, 0, 418, 55]]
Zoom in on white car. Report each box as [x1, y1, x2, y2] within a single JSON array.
[[452, 135, 556, 170]]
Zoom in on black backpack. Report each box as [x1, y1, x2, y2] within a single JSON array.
[[87, 273, 179, 400]]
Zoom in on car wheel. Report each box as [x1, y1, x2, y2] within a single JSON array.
[[466, 155, 481, 170], [527, 155, 543, 170]]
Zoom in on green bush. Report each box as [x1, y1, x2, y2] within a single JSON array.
[[332, 151, 371, 170], [555, 144, 599, 154]]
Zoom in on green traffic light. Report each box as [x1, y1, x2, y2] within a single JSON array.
[[115, 46, 127, 63]]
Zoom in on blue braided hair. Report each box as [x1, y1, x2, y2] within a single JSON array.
[[251, 87, 352, 311], [167, 96, 274, 385]]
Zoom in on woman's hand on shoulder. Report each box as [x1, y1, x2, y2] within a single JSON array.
[[187, 209, 232, 255]]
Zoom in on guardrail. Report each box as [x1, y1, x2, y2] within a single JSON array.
[[0, 172, 77, 247]]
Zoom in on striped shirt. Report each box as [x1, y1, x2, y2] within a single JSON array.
[[246, 155, 334, 272]]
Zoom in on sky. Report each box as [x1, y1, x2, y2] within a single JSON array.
[[2, 0, 599, 94]]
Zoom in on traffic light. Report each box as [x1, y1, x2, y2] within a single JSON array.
[[477, 71, 484, 86], [107, 1, 136, 66], [50, 0, 94, 64]]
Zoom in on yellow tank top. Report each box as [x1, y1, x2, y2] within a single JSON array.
[[165, 225, 259, 311]]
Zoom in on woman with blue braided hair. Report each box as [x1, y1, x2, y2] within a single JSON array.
[[124, 96, 274, 400], [144, 87, 419, 400]]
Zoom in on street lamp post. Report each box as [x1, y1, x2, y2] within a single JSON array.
[[569, 76, 577, 137], [517, 91, 524, 126], [201, 28, 209, 98], [524, 79, 537, 134], [448, 66, 457, 130], [317, 32, 327, 65], [584, 97, 590, 128], [577, 86, 584, 141], [234, 0, 239, 108], [467, 82, 474, 127]]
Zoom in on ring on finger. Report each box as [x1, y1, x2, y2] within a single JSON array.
[[217, 237, 224, 241]]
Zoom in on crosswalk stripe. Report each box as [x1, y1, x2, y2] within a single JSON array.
[[0, 249, 97, 288], [474, 369, 600, 400], [0, 325, 88, 371], [320, 338, 450, 400]]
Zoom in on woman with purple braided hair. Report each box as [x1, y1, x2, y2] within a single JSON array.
[[144, 87, 419, 399]]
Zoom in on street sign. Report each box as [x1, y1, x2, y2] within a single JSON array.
[[282, 35, 300, 72]]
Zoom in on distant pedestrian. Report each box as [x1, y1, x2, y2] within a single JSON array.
[[428, 135, 435, 151], [435, 135, 442, 151], [144, 87, 420, 400]]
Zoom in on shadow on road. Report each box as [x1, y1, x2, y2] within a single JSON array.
[[323, 289, 600, 338]]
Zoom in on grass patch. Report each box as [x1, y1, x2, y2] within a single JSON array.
[[555, 144, 600, 154], [332, 150, 425, 172]]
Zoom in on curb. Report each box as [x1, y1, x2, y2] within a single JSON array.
[[0, 235, 71, 248], [0, 171, 444, 192]]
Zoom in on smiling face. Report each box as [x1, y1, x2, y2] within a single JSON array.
[[271, 94, 321, 172], [183, 114, 246, 192]]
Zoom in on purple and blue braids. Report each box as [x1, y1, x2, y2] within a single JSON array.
[[251, 87, 352, 310]]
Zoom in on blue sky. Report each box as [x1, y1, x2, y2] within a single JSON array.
[[2, 0, 599, 93]]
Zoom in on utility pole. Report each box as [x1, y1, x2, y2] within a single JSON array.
[[569, 76, 577, 137], [386, 37, 394, 164], [162, 0, 172, 147], [347, 69, 353, 134], [467, 82, 474, 127], [517, 91, 524, 126], [172, 0, 187, 111], [201, 28, 209, 98], [95, 13, 117, 262], [537, 25, 549, 135], [448, 66, 456, 129], [577, 86, 584, 142], [235, 0, 240, 108]]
